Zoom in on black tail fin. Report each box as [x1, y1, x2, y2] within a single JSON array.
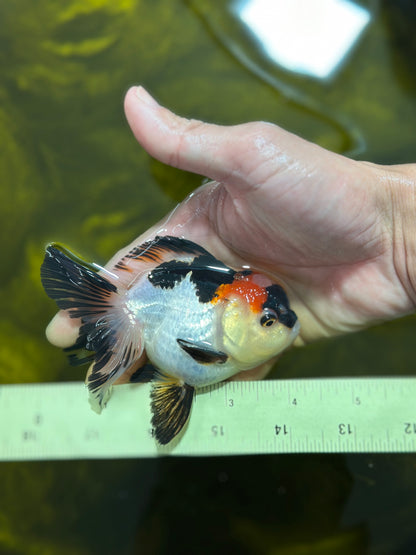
[[41, 245, 118, 319], [41, 245, 144, 411]]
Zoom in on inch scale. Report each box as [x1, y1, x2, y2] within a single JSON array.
[[0, 378, 415, 460]]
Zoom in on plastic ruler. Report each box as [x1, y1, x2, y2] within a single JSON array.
[[0, 378, 415, 460]]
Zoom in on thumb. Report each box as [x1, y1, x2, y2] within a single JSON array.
[[124, 86, 331, 191]]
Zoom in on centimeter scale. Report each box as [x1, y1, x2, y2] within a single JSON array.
[[0, 378, 415, 460]]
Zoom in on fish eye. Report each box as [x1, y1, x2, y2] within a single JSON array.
[[260, 309, 278, 327]]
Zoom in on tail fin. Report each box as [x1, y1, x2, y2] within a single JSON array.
[[41, 245, 143, 411]]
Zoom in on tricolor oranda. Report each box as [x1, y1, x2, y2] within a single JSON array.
[[41, 236, 299, 444]]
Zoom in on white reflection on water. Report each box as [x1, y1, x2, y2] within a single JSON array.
[[235, 0, 371, 80]]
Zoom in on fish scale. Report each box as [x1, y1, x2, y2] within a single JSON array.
[[137, 275, 228, 386]]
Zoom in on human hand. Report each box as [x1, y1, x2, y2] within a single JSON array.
[[47, 86, 416, 378]]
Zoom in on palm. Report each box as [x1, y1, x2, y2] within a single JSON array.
[[109, 88, 410, 344]]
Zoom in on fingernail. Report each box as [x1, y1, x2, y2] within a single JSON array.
[[135, 86, 159, 107]]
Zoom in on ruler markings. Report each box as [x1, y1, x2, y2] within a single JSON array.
[[0, 378, 415, 459]]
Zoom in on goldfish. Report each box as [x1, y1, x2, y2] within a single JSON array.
[[40, 236, 299, 444]]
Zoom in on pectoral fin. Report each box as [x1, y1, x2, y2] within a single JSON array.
[[150, 375, 195, 445], [177, 338, 228, 364]]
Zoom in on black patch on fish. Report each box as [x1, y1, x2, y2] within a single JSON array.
[[129, 363, 158, 383], [148, 254, 238, 303], [191, 255, 243, 303], [277, 309, 297, 329], [177, 338, 228, 364], [151, 378, 195, 445], [263, 284, 297, 329], [148, 259, 192, 289]]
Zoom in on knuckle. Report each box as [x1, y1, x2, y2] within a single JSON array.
[[167, 117, 205, 168]]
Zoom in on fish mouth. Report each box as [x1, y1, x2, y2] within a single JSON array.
[[290, 319, 301, 338]]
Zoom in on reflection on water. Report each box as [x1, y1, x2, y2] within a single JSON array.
[[0, 0, 416, 553], [187, 0, 368, 156], [236, 0, 371, 81]]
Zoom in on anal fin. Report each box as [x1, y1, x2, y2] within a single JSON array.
[[150, 375, 195, 445]]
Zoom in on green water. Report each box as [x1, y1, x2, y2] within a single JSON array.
[[1, 0, 416, 552]]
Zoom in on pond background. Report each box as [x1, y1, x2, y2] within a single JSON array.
[[1, 0, 416, 553]]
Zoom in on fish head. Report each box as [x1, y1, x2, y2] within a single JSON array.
[[217, 274, 299, 368]]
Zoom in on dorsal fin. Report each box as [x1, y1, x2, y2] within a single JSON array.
[[111, 236, 235, 291], [113, 236, 209, 273]]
